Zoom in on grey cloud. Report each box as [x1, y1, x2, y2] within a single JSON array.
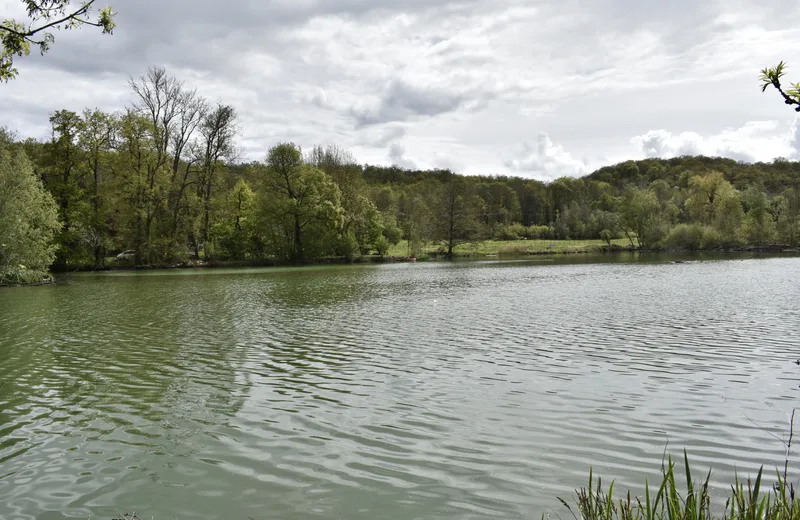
[[361, 125, 408, 148], [388, 143, 417, 169], [350, 80, 472, 127], [5, 0, 800, 174]]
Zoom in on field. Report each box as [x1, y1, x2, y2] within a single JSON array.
[[387, 238, 633, 258]]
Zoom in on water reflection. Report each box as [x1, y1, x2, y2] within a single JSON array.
[[0, 254, 798, 519]]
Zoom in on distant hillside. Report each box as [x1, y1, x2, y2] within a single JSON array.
[[587, 156, 800, 195]]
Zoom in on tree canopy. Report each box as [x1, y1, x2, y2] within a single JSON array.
[[1, 65, 799, 281], [0, 128, 61, 284], [1, 0, 116, 81]]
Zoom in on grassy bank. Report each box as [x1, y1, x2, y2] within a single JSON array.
[[388, 238, 634, 258]]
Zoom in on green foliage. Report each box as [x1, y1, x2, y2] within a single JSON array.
[[494, 222, 528, 240], [527, 225, 551, 239], [1, 0, 116, 81], [775, 187, 800, 245], [0, 132, 61, 283], [760, 61, 800, 111], [374, 235, 390, 256], [259, 143, 344, 262], [741, 187, 777, 246], [557, 451, 799, 520], [619, 186, 676, 248], [4, 65, 800, 276], [665, 224, 708, 250], [212, 179, 258, 260], [430, 178, 486, 256]]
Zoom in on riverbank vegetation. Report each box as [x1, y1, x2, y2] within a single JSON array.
[[2, 66, 800, 283], [557, 451, 799, 520]]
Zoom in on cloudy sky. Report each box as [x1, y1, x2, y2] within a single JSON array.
[[2, 0, 800, 180]]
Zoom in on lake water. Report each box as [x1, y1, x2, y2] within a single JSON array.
[[0, 253, 799, 520]]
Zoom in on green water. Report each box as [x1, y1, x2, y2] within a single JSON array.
[[0, 254, 798, 519]]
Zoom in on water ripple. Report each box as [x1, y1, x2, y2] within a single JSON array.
[[0, 256, 798, 519]]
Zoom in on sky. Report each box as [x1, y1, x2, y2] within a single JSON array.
[[2, 0, 800, 181]]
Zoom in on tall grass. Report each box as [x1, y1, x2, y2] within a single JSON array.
[[554, 450, 800, 520]]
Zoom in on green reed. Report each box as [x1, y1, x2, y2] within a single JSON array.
[[552, 450, 800, 520]]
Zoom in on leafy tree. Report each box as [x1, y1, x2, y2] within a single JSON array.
[[79, 108, 117, 265], [397, 185, 432, 257], [430, 177, 485, 257], [0, 129, 61, 283], [307, 144, 382, 255], [619, 185, 676, 248], [258, 143, 343, 262], [684, 172, 737, 224], [775, 185, 800, 245], [212, 179, 256, 260], [42, 109, 87, 266], [1, 0, 116, 81], [741, 187, 777, 246], [196, 104, 238, 259]]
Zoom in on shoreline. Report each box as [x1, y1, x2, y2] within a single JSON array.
[[47, 243, 800, 274], [3, 244, 796, 286]]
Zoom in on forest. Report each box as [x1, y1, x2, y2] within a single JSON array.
[[2, 66, 800, 284]]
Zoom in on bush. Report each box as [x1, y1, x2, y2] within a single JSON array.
[[337, 231, 360, 260], [664, 224, 705, 249], [375, 235, 390, 256], [526, 225, 551, 239], [494, 223, 527, 240], [700, 228, 723, 249]]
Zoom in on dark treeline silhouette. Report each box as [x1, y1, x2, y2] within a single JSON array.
[[2, 66, 799, 282]]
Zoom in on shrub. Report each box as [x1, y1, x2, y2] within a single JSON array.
[[664, 224, 705, 249], [494, 223, 527, 240], [527, 225, 551, 239], [375, 235, 390, 256]]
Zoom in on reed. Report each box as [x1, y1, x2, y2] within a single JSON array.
[[553, 450, 800, 520]]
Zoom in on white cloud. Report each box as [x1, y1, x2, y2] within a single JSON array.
[[3, 0, 800, 177], [504, 133, 589, 180], [631, 118, 800, 162]]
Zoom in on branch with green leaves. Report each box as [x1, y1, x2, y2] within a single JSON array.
[[760, 61, 800, 111], [0, 0, 115, 82]]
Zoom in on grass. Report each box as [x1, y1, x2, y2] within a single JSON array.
[[387, 238, 633, 258], [556, 450, 800, 520]]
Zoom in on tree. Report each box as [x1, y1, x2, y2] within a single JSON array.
[[397, 185, 432, 257], [196, 104, 237, 259], [0, 129, 61, 284], [42, 109, 86, 267], [212, 179, 257, 260], [127, 66, 192, 262], [741, 187, 777, 246], [307, 144, 382, 255], [1, 0, 116, 81], [684, 172, 736, 223], [760, 61, 800, 111], [79, 108, 117, 265], [430, 177, 485, 257], [259, 143, 343, 262], [618, 185, 676, 248], [776, 185, 800, 246]]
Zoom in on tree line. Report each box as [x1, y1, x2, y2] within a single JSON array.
[[2, 66, 800, 283]]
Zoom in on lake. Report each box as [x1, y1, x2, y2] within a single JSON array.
[[0, 253, 798, 520]]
